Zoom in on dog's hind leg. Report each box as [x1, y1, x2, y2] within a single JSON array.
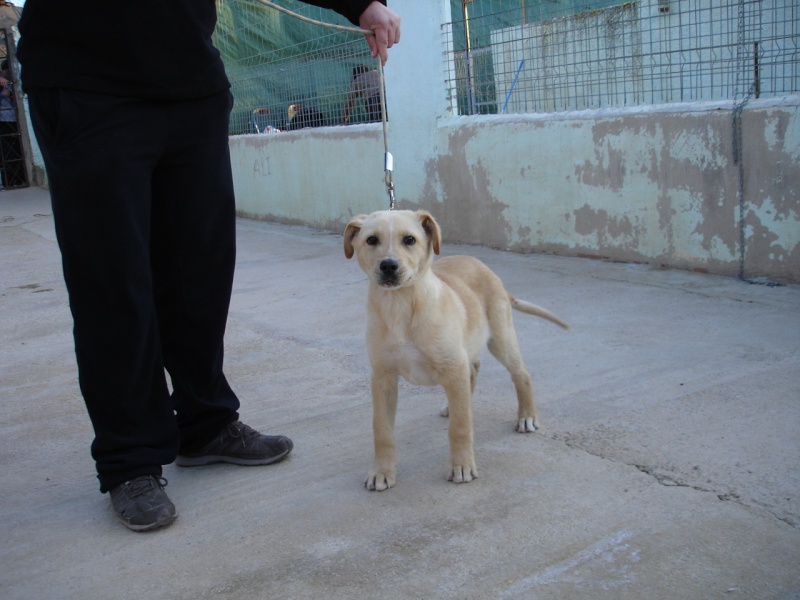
[[366, 373, 399, 491], [471, 360, 481, 393], [487, 305, 539, 433]]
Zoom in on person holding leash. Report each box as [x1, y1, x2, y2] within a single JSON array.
[[17, 0, 400, 532]]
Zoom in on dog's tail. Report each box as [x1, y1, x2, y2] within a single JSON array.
[[508, 294, 569, 330]]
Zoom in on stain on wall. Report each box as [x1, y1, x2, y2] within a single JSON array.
[[741, 109, 800, 282], [420, 125, 512, 250], [418, 103, 798, 282]]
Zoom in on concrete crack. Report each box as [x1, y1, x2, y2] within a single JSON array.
[[552, 433, 798, 528]]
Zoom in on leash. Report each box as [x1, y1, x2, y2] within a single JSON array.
[[254, 0, 395, 210]]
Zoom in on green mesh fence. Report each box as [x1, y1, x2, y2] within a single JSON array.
[[214, 0, 380, 135]]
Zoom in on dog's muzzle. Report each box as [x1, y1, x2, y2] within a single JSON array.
[[378, 258, 400, 287]]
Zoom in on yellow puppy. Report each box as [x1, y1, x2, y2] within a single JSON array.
[[344, 210, 568, 491]]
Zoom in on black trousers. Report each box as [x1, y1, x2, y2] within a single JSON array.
[[28, 89, 240, 492]]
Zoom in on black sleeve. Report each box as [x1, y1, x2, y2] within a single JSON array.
[[301, 0, 387, 26]]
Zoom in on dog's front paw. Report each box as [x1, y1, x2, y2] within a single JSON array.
[[365, 471, 396, 491], [448, 465, 478, 483], [516, 417, 539, 433]]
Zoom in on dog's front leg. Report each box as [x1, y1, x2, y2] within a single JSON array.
[[443, 364, 478, 483], [366, 371, 399, 491]]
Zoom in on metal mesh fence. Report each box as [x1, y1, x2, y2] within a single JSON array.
[[443, 0, 799, 115], [214, 0, 383, 135]]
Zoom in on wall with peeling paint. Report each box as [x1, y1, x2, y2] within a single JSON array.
[[229, 1, 799, 283]]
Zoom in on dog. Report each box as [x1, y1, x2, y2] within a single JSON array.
[[344, 209, 568, 491]]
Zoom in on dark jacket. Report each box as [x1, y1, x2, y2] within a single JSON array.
[[18, 0, 384, 99]]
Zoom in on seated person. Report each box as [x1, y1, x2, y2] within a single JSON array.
[[341, 64, 382, 124]]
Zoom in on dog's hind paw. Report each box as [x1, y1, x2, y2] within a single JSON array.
[[365, 471, 396, 491], [440, 404, 449, 417], [516, 417, 539, 433], [448, 465, 477, 483]]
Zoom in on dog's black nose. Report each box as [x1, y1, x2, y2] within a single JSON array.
[[380, 259, 399, 274]]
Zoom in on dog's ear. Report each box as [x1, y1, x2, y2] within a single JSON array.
[[416, 210, 441, 255], [343, 215, 367, 259]]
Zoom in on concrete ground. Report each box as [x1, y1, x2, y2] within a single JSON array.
[[1, 186, 799, 600]]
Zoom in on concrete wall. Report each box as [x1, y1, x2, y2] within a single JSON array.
[[228, 1, 794, 284]]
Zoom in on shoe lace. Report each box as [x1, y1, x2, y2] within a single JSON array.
[[225, 421, 260, 449], [125, 475, 168, 496]]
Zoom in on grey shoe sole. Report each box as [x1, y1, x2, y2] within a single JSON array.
[[175, 445, 292, 467], [116, 510, 178, 532]]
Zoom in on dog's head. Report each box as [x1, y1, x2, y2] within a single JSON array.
[[344, 210, 441, 290]]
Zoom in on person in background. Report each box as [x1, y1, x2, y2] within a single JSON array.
[[341, 64, 382, 124], [17, 0, 400, 532], [0, 59, 23, 187]]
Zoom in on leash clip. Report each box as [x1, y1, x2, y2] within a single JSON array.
[[386, 185, 396, 211], [384, 151, 395, 210]]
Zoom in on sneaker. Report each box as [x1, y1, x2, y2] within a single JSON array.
[[110, 475, 177, 532], [175, 421, 293, 467]]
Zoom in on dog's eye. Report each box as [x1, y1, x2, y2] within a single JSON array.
[[366, 236, 379, 246], [403, 235, 416, 246]]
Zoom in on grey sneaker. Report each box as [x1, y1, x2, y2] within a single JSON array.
[[110, 475, 177, 532], [175, 421, 293, 467]]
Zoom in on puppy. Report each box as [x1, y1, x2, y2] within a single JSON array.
[[344, 210, 568, 491]]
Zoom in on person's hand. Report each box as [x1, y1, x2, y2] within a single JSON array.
[[359, 2, 400, 66]]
